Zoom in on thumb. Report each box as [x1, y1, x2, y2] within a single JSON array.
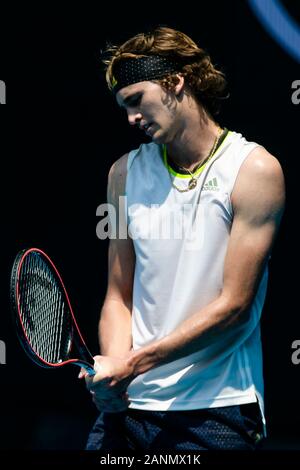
[[93, 356, 102, 374]]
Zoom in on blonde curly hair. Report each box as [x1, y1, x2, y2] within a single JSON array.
[[103, 26, 228, 117]]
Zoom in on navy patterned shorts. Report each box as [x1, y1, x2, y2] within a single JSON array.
[[86, 403, 264, 451]]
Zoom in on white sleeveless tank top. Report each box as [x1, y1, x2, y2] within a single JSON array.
[[125, 131, 266, 428]]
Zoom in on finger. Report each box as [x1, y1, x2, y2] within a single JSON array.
[[90, 391, 129, 409], [85, 375, 111, 392], [94, 399, 129, 413], [88, 386, 123, 400], [84, 374, 95, 390], [78, 367, 89, 379], [122, 392, 130, 404]]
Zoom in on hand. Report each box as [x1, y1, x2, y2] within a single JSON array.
[[89, 391, 130, 413], [79, 355, 134, 412]]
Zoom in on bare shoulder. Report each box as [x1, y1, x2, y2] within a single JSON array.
[[238, 146, 284, 181], [232, 146, 285, 220], [107, 153, 129, 204], [108, 153, 129, 184]]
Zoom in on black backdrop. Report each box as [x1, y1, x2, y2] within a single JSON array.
[[0, 0, 299, 452]]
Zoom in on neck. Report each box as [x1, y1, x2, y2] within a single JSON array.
[[166, 106, 221, 171]]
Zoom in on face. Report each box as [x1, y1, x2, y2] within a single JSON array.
[[116, 81, 182, 144]]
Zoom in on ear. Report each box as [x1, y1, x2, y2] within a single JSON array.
[[174, 74, 185, 96]]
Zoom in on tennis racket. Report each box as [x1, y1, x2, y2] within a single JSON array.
[[10, 247, 95, 375]]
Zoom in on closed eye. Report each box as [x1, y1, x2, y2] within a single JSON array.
[[125, 94, 142, 108]]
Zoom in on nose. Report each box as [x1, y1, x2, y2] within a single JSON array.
[[127, 110, 142, 126]]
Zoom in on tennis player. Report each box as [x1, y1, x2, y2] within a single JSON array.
[[83, 26, 285, 451]]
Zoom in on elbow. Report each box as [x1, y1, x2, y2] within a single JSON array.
[[221, 293, 253, 327]]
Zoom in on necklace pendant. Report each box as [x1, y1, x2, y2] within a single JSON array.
[[188, 178, 197, 190]]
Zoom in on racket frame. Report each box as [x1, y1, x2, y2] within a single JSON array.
[[11, 247, 95, 375]]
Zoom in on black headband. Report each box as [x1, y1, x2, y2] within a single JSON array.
[[111, 55, 182, 94]]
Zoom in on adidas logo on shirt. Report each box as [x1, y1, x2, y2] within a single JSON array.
[[203, 177, 219, 191]]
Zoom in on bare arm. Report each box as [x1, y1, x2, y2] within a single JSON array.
[[127, 147, 285, 374], [99, 153, 135, 358], [84, 154, 135, 411]]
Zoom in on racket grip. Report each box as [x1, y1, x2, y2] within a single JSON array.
[[77, 360, 96, 376], [84, 364, 96, 376]]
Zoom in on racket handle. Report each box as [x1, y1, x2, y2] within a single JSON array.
[[76, 360, 96, 376], [84, 365, 96, 376]]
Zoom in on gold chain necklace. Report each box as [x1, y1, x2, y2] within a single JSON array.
[[167, 128, 222, 193]]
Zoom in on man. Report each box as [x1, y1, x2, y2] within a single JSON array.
[[82, 26, 285, 450]]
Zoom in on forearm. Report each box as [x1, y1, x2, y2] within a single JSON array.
[[128, 294, 248, 375], [99, 298, 132, 357]]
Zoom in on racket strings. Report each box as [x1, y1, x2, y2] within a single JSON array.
[[18, 253, 72, 364]]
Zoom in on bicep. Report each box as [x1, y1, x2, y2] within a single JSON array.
[[223, 213, 275, 309], [222, 148, 285, 309]]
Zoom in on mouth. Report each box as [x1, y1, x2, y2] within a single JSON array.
[[144, 123, 154, 135]]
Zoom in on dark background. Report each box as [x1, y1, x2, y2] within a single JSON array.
[[0, 0, 299, 452]]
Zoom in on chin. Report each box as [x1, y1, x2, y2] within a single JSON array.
[[151, 131, 166, 145]]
